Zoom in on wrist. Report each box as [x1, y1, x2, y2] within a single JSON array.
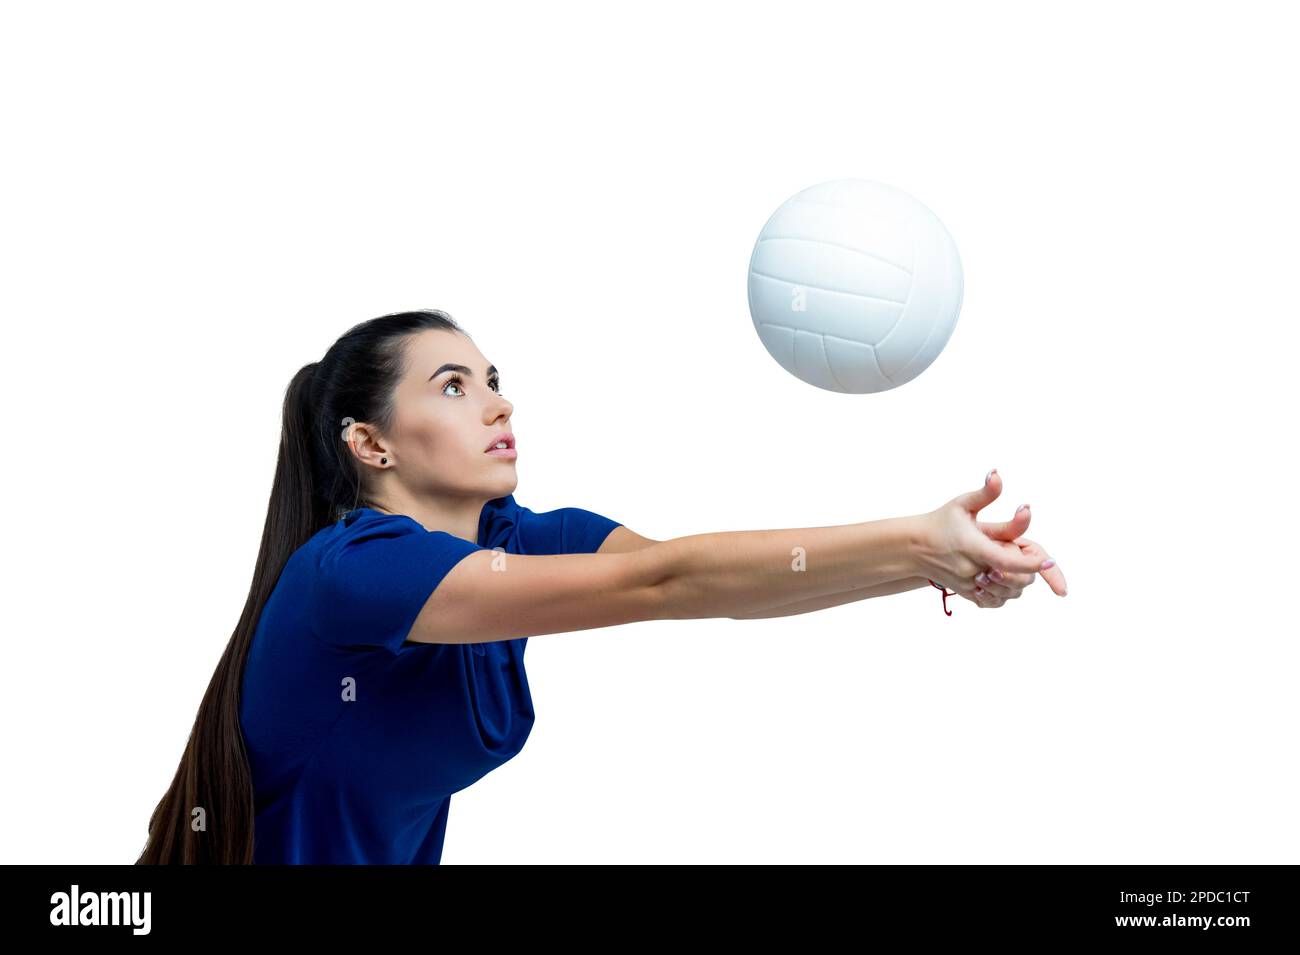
[[892, 513, 931, 580]]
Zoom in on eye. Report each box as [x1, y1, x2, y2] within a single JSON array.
[[441, 373, 503, 397]]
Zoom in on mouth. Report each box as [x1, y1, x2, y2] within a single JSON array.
[[485, 432, 517, 459]]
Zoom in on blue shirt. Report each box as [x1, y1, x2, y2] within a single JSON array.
[[239, 493, 621, 864]]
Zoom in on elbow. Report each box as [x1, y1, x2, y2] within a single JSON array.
[[628, 540, 687, 623]]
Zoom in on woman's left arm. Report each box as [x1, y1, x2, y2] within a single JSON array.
[[729, 577, 931, 619], [598, 526, 930, 619]]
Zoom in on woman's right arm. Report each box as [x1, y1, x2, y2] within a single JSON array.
[[410, 515, 928, 644]]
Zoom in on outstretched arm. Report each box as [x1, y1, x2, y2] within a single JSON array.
[[600, 526, 929, 619], [412, 515, 921, 643], [729, 576, 932, 619]]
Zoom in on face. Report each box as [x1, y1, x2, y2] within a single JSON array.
[[379, 328, 517, 501]]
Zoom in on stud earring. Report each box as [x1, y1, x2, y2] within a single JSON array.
[[381, 457, 387, 465]]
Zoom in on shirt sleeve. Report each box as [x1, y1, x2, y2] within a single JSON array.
[[516, 504, 622, 555], [311, 516, 488, 654]]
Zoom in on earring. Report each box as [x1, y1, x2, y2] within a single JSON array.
[[381, 457, 388, 465]]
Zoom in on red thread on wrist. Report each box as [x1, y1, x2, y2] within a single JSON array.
[[929, 579, 954, 616]]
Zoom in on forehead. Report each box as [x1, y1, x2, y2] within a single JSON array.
[[404, 328, 491, 378]]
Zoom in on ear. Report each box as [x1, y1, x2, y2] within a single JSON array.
[[342, 419, 389, 468]]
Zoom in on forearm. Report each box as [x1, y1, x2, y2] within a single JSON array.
[[644, 516, 921, 621], [730, 576, 932, 619]]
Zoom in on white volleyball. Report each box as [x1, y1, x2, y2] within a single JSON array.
[[746, 179, 964, 393]]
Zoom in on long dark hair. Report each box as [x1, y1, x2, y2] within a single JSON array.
[[136, 308, 467, 863]]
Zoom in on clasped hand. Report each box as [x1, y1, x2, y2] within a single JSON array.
[[915, 469, 1068, 610]]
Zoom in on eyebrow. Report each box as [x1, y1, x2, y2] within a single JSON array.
[[429, 363, 498, 382]]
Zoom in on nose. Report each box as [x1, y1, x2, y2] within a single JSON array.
[[485, 392, 513, 423]]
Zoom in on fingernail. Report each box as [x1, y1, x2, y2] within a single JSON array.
[[1017, 504, 1029, 514], [976, 572, 988, 584], [991, 569, 1004, 582], [1041, 559, 1056, 570]]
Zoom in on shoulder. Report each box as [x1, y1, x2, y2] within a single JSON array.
[[313, 508, 480, 584], [526, 505, 622, 555], [319, 508, 427, 558], [308, 509, 489, 654], [592, 524, 658, 554]]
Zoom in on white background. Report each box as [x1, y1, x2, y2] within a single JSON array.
[[2, 1, 1295, 864]]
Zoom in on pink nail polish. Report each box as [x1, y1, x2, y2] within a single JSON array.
[[1041, 559, 1056, 570]]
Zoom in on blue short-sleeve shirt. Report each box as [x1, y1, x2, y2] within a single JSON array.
[[239, 493, 621, 864]]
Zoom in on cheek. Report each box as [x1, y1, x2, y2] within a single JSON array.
[[408, 416, 473, 463], [393, 405, 451, 456], [415, 422, 456, 456]]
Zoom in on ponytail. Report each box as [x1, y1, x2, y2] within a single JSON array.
[[136, 361, 327, 863], [136, 309, 464, 863]]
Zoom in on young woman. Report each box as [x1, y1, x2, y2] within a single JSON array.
[[136, 308, 1067, 864]]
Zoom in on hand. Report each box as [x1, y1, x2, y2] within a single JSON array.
[[965, 469, 1068, 607], [913, 469, 1063, 608]]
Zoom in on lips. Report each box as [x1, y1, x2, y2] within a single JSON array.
[[485, 432, 515, 452]]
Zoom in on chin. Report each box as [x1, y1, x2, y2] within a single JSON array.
[[488, 472, 519, 497]]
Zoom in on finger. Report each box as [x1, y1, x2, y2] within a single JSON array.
[[1005, 537, 1066, 596], [983, 563, 1034, 589], [952, 468, 1003, 517], [982, 537, 1052, 576], [1041, 561, 1068, 596], [973, 571, 1016, 598], [977, 503, 1031, 542]]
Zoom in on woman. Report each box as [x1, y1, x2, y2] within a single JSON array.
[[136, 308, 1066, 864]]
